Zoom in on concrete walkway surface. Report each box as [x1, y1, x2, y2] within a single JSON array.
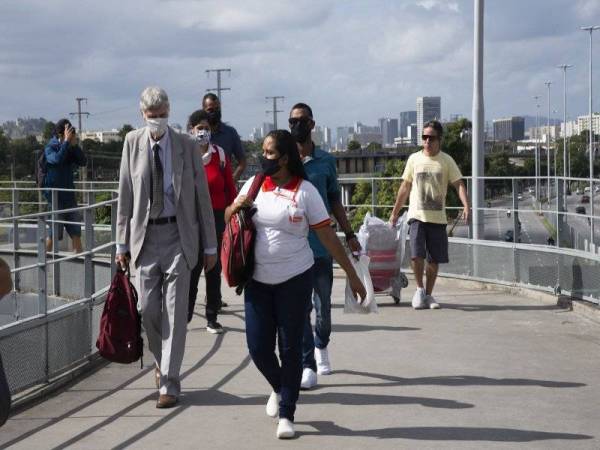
[[1, 275, 599, 449]]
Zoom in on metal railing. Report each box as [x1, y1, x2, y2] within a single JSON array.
[[0, 185, 117, 398]]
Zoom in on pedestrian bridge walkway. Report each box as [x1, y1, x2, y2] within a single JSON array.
[[1, 275, 598, 449]]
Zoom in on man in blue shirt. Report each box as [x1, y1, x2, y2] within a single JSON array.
[[202, 93, 246, 181], [43, 119, 87, 253], [289, 103, 361, 390]]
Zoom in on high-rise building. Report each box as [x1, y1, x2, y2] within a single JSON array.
[[336, 126, 353, 150], [493, 117, 525, 141], [378, 118, 399, 147], [416, 97, 441, 145], [399, 111, 417, 138]]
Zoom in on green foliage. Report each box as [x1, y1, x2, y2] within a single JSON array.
[[118, 124, 134, 140], [242, 140, 262, 157], [366, 142, 382, 151], [442, 118, 471, 176], [94, 192, 113, 224], [349, 158, 406, 230], [43, 122, 55, 141], [347, 140, 361, 151]]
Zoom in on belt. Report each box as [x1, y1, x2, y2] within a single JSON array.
[[148, 216, 177, 225]]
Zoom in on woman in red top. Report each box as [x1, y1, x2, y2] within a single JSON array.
[[187, 110, 237, 333]]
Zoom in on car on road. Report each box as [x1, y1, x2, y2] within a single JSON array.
[[576, 206, 586, 214], [517, 194, 522, 201], [582, 195, 590, 203], [504, 230, 514, 242], [576, 189, 581, 195]]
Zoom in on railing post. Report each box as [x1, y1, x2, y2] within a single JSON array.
[[37, 218, 47, 316], [12, 189, 21, 294], [84, 191, 95, 300], [51, 189, 60, 296], [512, 179, 521, 283], [371, 179, 378, 216], [111, 191, 117, 277]]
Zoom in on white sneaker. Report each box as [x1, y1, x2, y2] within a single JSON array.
[[315, 347, 332, 375], [426, 295, 441, 309], [412, 287, 426, 309], [266, 391, 280, 418], [277, 418, 295, 439], [300, 367, 317, 390]]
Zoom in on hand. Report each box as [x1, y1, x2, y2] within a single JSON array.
[[204, 253, 217, 271], [65, 124, 76, 143], [115, 253, 130, 271], [232, 195, 253, 214], [462, 206, 470, 224], [349, 273, 367, 303], [347, 236, 361, 259], [389, 212, 398, 226]]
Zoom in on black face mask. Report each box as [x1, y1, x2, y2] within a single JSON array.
[[290, 121, 311, 144], [207, 109, 222, 126], [259, 155, 282, 176]]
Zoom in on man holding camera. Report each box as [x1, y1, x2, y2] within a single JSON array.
[[43, 119, 87, 253]]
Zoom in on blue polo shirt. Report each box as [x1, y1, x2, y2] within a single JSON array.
[[210, 122, 245, 162], [304, 146, 341, 259]]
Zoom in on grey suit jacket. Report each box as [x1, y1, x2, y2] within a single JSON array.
[[116, 126, 217, 269]]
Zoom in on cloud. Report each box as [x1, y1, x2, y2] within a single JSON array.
[[0, 0, 597, 139]]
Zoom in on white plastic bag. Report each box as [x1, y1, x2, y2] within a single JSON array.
[[344, 255, 377, 314]]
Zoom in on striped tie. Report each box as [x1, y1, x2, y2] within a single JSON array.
[[150, 143, 164, 218]]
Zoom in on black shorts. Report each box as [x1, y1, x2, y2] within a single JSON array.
[[409, 219, 449, 264]]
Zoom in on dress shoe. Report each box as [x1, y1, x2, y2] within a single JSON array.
[[156, 394, 178, 409]]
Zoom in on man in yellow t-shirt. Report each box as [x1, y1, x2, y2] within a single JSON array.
[[390, 121, 470, 310]]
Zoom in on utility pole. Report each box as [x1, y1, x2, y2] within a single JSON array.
[[580, 25, 600, 248], [545, 81, 552, 204], [70, 97, 89, 182], [266, 96, 285, 129], [205, 68, 231, 104]]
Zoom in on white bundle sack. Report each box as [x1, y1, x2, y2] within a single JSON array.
[[344, 255, 377, 314]]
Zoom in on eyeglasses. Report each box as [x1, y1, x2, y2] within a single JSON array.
[[288, 117, 312, 126], [421, 135, 438, 142]]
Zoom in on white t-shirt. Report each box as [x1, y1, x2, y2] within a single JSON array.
[[237, 175, 330, 285]]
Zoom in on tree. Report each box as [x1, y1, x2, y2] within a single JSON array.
[[42, 121, 55, 141], [366, 142, 382, 151], [118, 124, 134, 140], [347, 140, 361, 151]]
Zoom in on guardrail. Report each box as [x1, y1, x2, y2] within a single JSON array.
[[0, 185, 116, 399]]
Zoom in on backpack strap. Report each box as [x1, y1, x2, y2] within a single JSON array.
[[247, 173, 266, 201]]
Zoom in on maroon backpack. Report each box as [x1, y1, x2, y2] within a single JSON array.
[[96, 269, 143, 366], [221, 173, 265, 294]]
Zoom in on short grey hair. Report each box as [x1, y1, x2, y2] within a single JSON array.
[[139, 86, 170, 112]]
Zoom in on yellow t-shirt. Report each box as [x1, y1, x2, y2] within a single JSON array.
[[402, 150, 462, 224]]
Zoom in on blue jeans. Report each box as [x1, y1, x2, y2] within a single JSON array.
[[302, 256, 333, 371], [244, 267, 313, 421]]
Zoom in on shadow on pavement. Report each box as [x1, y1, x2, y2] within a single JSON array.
[[296, 421, 594, 442], [332, 324, 420, 333], [318, 369, 585, 389]]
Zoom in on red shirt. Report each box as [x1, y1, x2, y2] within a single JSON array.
[[203, 147, 237, 210]]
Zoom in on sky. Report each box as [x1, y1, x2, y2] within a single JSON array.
[[1, 0, 599, 138]]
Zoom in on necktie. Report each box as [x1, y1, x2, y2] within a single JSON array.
[[150, 143, 164, 218]]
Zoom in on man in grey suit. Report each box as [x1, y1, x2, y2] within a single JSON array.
[[115, 86, 217, 408]]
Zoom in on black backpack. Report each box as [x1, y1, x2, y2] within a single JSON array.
[[0, 354, 10, 427], [37, 151, 47, 188]]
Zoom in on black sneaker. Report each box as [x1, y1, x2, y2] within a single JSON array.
[[206, 321, 224, 334], [217, 301, 228, 312]]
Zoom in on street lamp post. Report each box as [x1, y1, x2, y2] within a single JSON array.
[[472, 0, 485, 240], [545, 81, 552, 204], [557, 64, 573, 201], [581, 25, 600, 248], [533, 96, 541, 205]]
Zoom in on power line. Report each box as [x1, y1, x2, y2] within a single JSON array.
[[265, 96, 284, 129]]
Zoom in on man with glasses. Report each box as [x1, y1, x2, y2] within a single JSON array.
[[289, 103, 361, 389], [389, 120, 469, 310]]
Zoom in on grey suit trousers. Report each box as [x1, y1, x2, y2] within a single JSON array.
[[137, 222, 190, 396]]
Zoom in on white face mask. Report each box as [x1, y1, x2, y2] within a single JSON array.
[[194, 129, 211, 146], [146, 117, 168, 137]]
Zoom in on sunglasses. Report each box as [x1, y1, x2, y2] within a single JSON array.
[[288, 117, 312, 126], [422, 135, 438, 142]]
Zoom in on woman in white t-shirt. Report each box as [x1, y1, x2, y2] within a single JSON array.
[[225, 130, 365, 440]]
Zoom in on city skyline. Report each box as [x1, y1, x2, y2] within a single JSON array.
[[0, 0, 599, 139]]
